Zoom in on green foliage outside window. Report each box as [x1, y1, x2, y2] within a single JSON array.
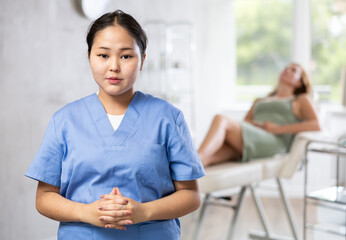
[[311, 0, 346, 103], [235, 0, 292, 87], [235, 0, 346, 103]]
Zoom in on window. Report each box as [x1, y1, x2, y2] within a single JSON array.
[[234, 0, 346, 104], [311, 0, 346, 103], [234, 0, 293, 101]]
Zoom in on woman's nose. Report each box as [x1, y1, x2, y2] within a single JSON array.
[[110, 58, 120, 72], [285, 68, 292, 74]]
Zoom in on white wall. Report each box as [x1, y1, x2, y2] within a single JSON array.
[[1, 1, 93, 239], [292, 0, 310, 71], [193, 0, 236, 146], [0, 0, 237, 239]]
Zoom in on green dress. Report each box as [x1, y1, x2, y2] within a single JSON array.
[[241, 98, 301, 162]]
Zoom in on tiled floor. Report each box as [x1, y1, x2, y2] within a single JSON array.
[[180, 195, 343, 240]]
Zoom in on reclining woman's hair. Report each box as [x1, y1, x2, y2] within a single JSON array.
[[268, 63, 312, 97]]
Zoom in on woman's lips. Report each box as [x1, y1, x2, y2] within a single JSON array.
[[107, 77, 121, 84]]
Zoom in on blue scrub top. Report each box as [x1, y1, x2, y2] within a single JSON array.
[[25, 91, 205, 240]]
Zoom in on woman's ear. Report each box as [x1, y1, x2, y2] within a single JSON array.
[[140, 53, 146, 71]]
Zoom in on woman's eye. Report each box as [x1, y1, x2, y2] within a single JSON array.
[[99, 54, 108, 59], [121, 55, 132, 59]]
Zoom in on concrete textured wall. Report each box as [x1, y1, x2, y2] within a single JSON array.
[[1, 1, 93, 239], [0, 0, 235, 239]]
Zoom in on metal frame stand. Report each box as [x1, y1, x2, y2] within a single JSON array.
[[226, 186, 247, 239], [248, 179, 299, 240], [192, 179, 299, 240], [192, 186, 247, 240], [192, 194, 211, 240]]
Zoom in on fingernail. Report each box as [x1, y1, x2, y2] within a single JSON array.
[[98, 206, 103, 210], [100, 195, 104, 198], [124, 199, 129, 204], [126, 211, 131, 215], [127, 220, 133, 225], [99, 217, 104, 221]]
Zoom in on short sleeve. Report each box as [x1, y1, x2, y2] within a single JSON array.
[[25, 115, 64, 187], [168, 111, 205, 181]]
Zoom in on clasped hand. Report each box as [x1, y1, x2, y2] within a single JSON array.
[[83, 187, 144, 230]]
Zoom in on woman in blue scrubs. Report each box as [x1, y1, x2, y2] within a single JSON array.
[[25, 10, 205, 239]]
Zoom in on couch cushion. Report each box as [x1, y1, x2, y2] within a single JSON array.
[[199, 161, 263, 193]]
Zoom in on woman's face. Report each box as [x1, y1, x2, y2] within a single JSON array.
[[279, 64, 302, 88], [89, 24, 145, 97]]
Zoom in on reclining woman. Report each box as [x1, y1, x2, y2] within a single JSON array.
[[198, 63, 321, 167]]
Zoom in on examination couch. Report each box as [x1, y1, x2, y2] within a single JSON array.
[[192, 132, 315, 240]]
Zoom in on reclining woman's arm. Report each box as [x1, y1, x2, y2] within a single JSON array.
[[262, 95, 320, 134], [243, 99, 262, 127]]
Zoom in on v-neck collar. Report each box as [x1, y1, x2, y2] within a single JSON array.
[[83, 91, 149, 147]]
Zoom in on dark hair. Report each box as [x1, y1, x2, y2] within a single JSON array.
[[86, 10, 147, 58]]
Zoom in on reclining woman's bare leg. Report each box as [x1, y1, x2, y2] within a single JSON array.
[[198, 114, 243, 167]]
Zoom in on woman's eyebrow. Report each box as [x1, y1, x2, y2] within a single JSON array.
[[98, 46, 111, 50], [119, 47, 134, 51], [97, 47, 133, 51]]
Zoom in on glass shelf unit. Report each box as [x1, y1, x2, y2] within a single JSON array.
[[303, 139, 346, 240], [307, 186, 346, 204], [137, 21, 196, 139]]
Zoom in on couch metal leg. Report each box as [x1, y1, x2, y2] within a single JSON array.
[[192, 193, 211, 240], [276, 178, 299, 240], [248, 181, 298, 240], [249, 184, 271, 238], [226, 186, 247, 240]]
